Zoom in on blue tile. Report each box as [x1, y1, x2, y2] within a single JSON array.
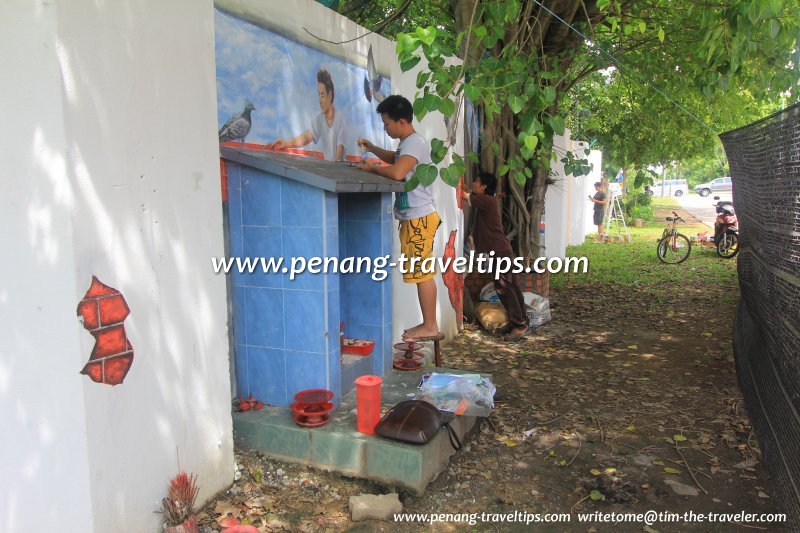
[[241, 168, 281, 227], [281, 178, 323, 228], [327, 289, 341, 353], [381, 218, 394, 257], [241, 226, 283, 288], [234, 344, 248, 397], [339, 222, 349, 257], [247, 346, 287, 406], [324, 225, 339, 278], [233, 286, 247, 345], [283, 289, 326, 353], [382, 279, 392, 326], [245, 288, 284, 349], [342, 192, 381, 221], [381, 192, 392, 222], [325, 191, 338, 228], [285, 351, 327, 396], [346, 220, 381, 257], [282, 227, 325, 291], [226, 162, 242, 226], [328, 349, 342, 405], [341, 273, 381, 326], [227, 225, 245, 288]]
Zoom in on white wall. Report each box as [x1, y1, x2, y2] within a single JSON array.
[[544, 134, 570, 258], [0, 1, 233, 531], [566, 143, 602, 246]]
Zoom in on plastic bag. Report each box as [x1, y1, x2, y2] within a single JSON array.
[[474, 302, 508, 332], [417, 373, 495, 417], [523, 292, 551, 328], [479, 282, 500, 302]]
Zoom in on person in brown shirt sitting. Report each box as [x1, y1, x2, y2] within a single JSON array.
[[461, 172, 529, 342]]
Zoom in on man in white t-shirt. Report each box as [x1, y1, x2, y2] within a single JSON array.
[[273, 68, 346, 160], [357, 95, 441, 342]]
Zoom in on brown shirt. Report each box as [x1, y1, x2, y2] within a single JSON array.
[[470, 193, 514, 257]]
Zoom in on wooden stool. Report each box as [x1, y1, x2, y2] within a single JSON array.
[[400, 334, 445, 367]]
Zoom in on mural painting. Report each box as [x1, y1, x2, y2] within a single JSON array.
[[76, 276, 134, 385], [215, 9, 392, 159]]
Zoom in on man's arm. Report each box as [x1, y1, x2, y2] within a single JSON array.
[[357, 138, 395, 164], [359, 154, 417, 181], [274, 130, 314, 149]]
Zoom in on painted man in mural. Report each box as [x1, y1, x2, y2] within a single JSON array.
[[272, 68, 346, 160], [356, 95, 441, 342]]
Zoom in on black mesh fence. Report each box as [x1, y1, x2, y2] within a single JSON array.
[[720, 102, 800, 528]]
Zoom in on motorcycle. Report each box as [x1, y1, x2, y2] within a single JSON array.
[[711, 195, 739, 258]]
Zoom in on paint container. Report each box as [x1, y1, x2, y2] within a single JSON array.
[[354, 375, 383, 435]]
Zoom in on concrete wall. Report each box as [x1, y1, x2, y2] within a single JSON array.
[[0, 1, 233, 531], [544, 134, 569, 258]]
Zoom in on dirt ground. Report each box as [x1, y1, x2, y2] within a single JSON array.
[[197, 205, 786, 532]]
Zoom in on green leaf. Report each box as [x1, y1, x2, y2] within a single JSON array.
[[596, 0, 610, 10], [416, 71, 431, 89], [439, 98, 455, 116], [769, 19, 781, 39], [396, 33, 419, 54], [549, 115, 566, 136], [404, 174, 420, 192], [463, 84, 481, 102], [413, 164, 438, 186], [544, 86, 556, 104], [412, 98, 426, 121], [430, 138, 448, 164], [658, 27, 665, 42], [524, 134, 539, 151], [417, 26, 437, 46], [508, 94, 525, 114], [498, 164, 510, 176], [400, 55, 421, 72], [589, 490, 604, 501], [467, 151, 480, 164], [664, 467, 682, 474], [638, 21, 646, 33], [673, 434, 687, 442], [440, 164, 462, 187]]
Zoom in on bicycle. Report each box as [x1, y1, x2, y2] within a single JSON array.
[[657, 211, 691, 264]]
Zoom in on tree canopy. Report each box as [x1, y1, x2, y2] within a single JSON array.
[[340, 0, 799, 257]]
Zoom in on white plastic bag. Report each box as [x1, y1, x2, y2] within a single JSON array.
[[418, 373, 495, 417], [523, 292, 551, 328], [479, 282, 500, 302]]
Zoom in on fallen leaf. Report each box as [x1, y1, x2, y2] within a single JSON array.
[[664, 467, 682, 474], [589, 489, 604, 501], [502, 438, 519, 447], [590, 469, 602, 476], [604, 467, 617, 474], [758, 491, 770, 499], [702, 332, 713, 338], [627, 344, 638, 349], [673, 434, 687, 442], [626, 425, 636, 432]]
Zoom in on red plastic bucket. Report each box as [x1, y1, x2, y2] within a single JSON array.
[[354, 375, 382, 434]]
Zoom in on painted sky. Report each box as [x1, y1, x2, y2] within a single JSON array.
[[215, 10, 391, 156]]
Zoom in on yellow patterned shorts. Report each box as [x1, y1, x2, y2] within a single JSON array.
[[398, 211, 441, 283]]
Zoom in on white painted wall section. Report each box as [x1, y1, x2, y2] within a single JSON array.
[[1, 1, 234, 531]]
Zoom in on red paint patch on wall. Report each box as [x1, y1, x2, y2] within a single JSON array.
[[77, 276, 134, 385]]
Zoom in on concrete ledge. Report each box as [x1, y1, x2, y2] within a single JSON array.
[[232, 368, 485, 494]]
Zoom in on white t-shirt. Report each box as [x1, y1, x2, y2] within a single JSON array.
[[393, 132, 435, 220], [311, 110, 346, 160]]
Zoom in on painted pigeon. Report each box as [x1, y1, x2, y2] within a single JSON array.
[[363, 46, 385, 103], [219, 101, 255, 143]]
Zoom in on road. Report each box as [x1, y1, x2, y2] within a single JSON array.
[[676, 191, 733, 228]]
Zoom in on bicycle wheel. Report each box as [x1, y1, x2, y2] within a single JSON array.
[[657, 233, 691, 264], [716, 232, 739, 258]]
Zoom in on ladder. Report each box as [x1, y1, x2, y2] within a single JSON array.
[[603, 190, 630, 240]]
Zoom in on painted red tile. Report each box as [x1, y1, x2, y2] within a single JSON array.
[[77, 299, 99, 330], [97, 294, 130, 327]]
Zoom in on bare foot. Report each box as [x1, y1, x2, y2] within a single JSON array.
[[402, 323, 424, 335], [402, 326, 441, 341]]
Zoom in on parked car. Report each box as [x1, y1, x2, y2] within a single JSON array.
[[695, 176, 732, 197], [647, 179, 689, 197]]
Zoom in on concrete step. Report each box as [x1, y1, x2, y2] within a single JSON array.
[[232, 368, 486, 494]]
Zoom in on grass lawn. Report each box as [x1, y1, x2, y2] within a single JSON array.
[[551, 200, 737, 301]]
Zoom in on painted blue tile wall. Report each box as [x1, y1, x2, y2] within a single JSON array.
[[226, 169, 393, 407]]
